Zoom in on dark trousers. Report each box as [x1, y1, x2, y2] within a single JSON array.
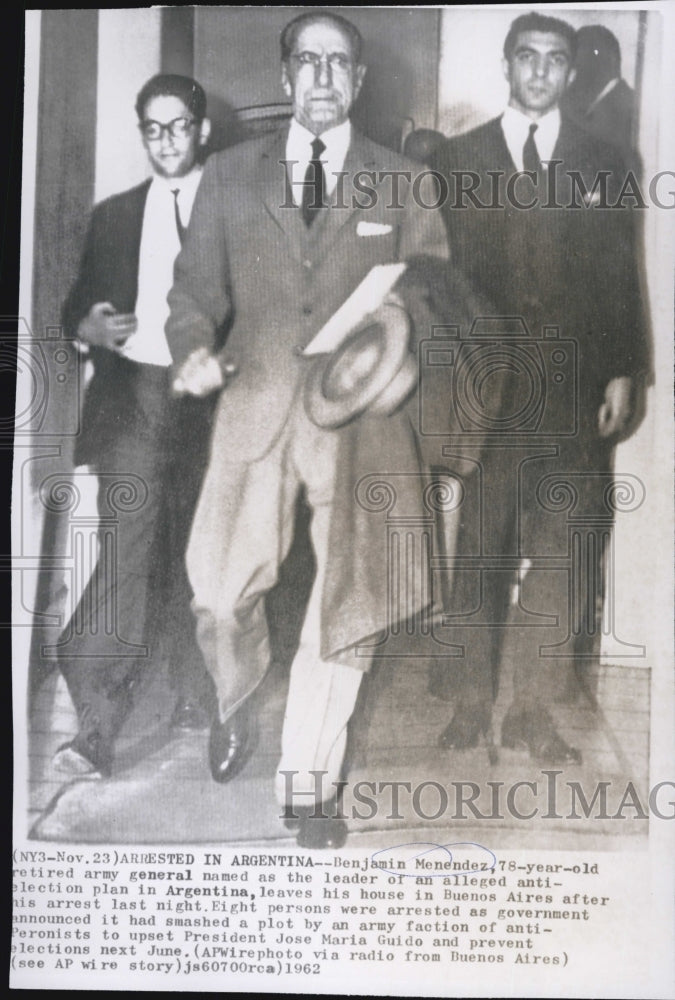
[[431, 424, 613, 711], [57, 361, 214, 742]]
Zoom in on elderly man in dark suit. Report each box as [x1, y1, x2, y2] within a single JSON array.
[[53, 75, 215, 778], [166, 11, 448, 847], [428, 11, 649, 762]]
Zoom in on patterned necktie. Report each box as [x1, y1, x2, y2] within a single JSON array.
[[302, 137, 327, 226], [522, 122, 542, 173], [171, 188, 185, 243]]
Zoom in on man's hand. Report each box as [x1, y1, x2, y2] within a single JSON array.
[[598, 376, 633, 438], [78, 302, 137, 351], [172, 347, 237, 397]]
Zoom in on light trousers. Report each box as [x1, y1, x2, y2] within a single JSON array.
[[187, 399, 364, 805]]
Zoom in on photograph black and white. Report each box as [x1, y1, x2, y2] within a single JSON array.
[[11, 5, 675, 995]]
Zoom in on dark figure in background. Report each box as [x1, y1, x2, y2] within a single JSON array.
[[561, 24, 640, 172], [53, 75, 216, 778], [429, 12, 649, 764]]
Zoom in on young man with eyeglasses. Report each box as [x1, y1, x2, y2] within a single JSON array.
[[53, 75, 215, 778]]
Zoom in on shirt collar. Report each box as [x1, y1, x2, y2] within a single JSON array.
[[502, 104, 561, 137], [152, 165, 203, 196], [287, 116, 352, 157], [501, 105, 561, 166]]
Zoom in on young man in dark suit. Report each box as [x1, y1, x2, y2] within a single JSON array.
[[166, 11, 449, 847], [428, 12, 649, 763], [53, 74, 215, 778]]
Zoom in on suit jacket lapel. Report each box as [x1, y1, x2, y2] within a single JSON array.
[[121, 179, 152, 308], [257, 125, 387, 261], [259, 127, 307, 261], [490, 117, 518, 174], [552, 116, 596, 170], [310, 129, 380, 260], [552, 116, 574, 164]]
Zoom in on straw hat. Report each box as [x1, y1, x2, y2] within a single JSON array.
[[304, 303, 417, 429]]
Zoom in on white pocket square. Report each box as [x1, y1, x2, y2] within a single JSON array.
[[356, 221, 393, 236]]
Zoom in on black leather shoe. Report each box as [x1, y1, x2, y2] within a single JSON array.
[[501, 705, 582, 765], [281, 805, 302, 831], [208, 708, 252, 783], [439, 704, 492, 749], [53, 730, 112, 779], [291, 803, 348, 850], [171, 698, 210, 731]]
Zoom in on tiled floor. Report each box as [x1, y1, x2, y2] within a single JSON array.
[[26, 633, 650, 850]]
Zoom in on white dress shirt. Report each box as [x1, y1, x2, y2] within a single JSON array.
[[500, 105, 561, 172], [121, 167, 202, 366], [285, 117, 351, 206]]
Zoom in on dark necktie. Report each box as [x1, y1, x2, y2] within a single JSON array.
[[522, 122, 542, 174], [302, 137, 326, 226], [171, 188, 186, 243]]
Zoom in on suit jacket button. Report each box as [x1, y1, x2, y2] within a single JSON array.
[[302, 305, 313, 316], [303, 259, 313, 269]]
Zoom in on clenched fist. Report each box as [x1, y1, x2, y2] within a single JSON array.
[[172, 347, 238, 397]]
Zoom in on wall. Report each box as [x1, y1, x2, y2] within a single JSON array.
[[94, 9, 161, 202], [607, 9, 670, 671]]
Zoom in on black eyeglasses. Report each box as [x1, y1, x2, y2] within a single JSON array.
[[139, 117, 196, 141], [291, 51, 353, 72]]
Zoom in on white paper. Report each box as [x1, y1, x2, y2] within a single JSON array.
[[302, 262, 407, 356]]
